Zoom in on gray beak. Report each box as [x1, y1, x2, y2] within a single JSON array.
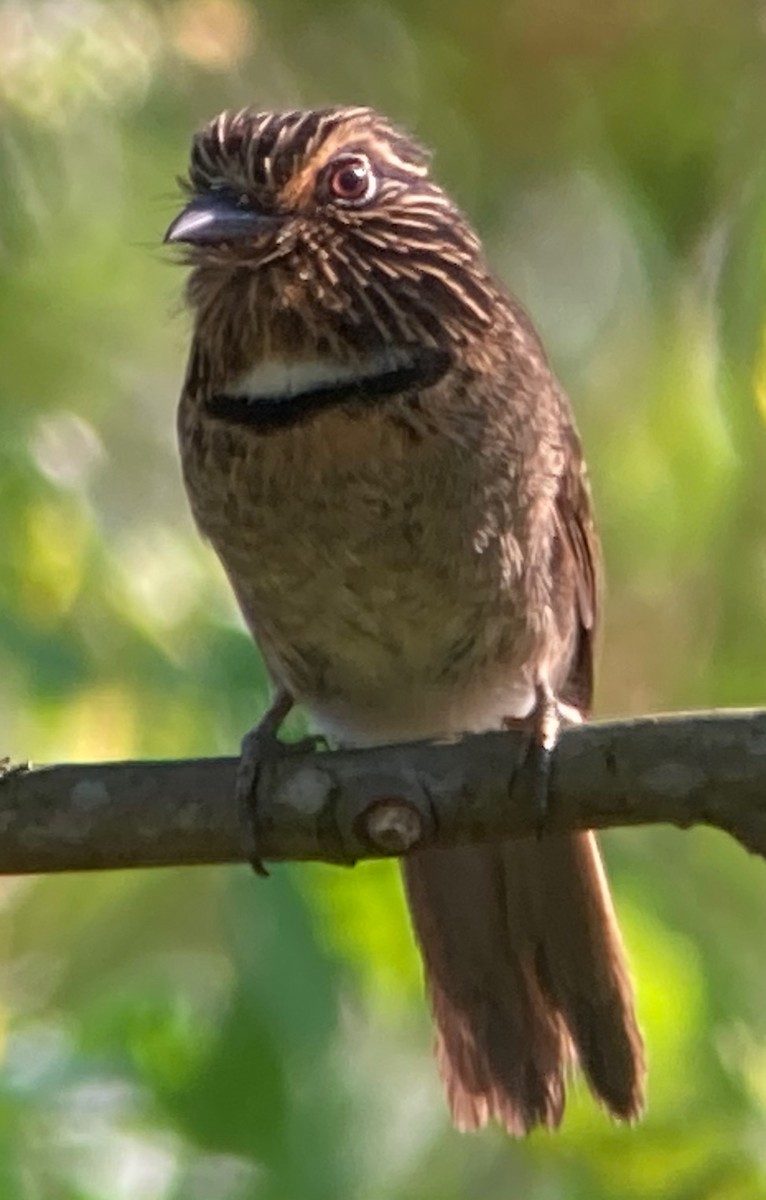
[[163, 194, 280, 246]]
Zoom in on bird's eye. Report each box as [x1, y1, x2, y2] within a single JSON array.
[[325, 155, 376, 206]]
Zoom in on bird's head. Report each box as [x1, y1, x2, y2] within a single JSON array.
[[166, 106, 496, 371]]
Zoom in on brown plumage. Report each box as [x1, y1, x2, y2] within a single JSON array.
[[166, 105, 645, 1133]]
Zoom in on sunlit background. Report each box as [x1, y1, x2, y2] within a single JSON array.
[[2, 0, 766, 1195]]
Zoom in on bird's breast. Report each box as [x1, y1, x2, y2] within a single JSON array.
[[180, 391, 551, 743]]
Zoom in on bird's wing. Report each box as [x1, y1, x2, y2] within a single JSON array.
[[553, 422, 601, 716]]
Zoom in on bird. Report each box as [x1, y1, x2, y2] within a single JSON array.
[[165, 105, 646, 1134]]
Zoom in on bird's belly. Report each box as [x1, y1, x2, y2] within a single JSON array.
[[254, 555, 536, 744], [245, 556, 535, 743], [206, 503, 537, 744], [185, 408, 544, 745]]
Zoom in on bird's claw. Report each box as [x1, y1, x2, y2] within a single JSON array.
[[532, 687, 559, 832], [236, 690, 294, 876], [521, 685, 581, 835]]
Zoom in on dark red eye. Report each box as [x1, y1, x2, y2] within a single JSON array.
[[326, 155, 376, 205]]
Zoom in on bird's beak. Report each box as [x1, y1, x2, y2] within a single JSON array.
[[163, 194, 280, 246]]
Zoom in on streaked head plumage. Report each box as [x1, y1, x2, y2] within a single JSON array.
[[185, 106, 430, 204], [167, 105, 495, 361]]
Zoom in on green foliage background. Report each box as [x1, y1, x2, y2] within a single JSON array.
[[2, 0, 766, 1195]]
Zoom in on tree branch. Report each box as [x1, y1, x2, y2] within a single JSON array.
[[2, 709, 766, 875]]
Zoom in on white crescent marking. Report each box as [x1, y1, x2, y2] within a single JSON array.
[[224, 348, 418, 403]]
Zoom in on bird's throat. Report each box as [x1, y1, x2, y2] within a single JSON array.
[[205, 346, 450, 431]]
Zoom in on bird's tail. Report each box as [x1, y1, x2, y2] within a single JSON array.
[[402, 831, 645, 1133]]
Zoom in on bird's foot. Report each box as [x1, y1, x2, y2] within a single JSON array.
[[529, 683, 581, 833], [504, 685, 581, 834], [236, 690, 294, 877], [236, 692, 328, 875]]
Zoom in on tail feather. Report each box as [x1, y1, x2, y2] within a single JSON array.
[[516, 832, 645, 1120], [402, 831, 645, 1134]]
